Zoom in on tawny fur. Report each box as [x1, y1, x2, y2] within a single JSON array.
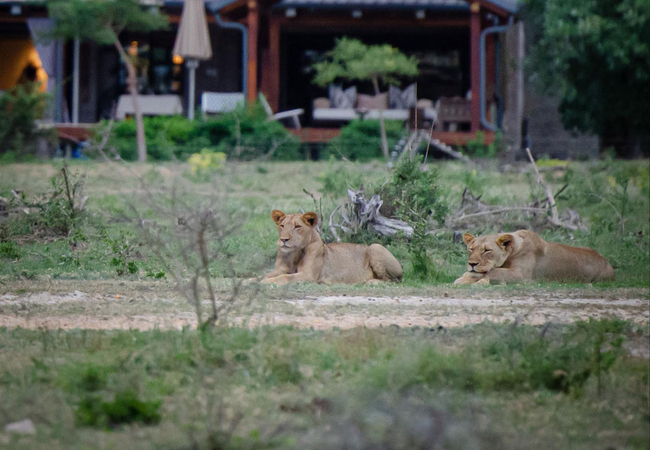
[[454, 230, 615, 285], [261, 210, 403, 285]]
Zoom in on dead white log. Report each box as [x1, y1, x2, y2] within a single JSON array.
[[525, 147, 560, 224], [326, 190, 413, 239]]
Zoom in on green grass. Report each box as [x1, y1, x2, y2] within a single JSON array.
[[0, 158, 648, 449], [0, 320, 647, 449], [1, 159, 648, 286]]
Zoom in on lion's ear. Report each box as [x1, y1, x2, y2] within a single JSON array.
[[496, 233, 514, 248], [463, 233, 476, 246], [302, 212, 318, 227], [271, 210, 285, 224]]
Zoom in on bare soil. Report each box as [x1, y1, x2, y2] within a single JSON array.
[[1, 288, 647, 332]]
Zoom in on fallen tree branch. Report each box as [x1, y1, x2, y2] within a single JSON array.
[[526, 147, 559, 224], [325, 190, 413, 240], [454, 206, 548, 221]]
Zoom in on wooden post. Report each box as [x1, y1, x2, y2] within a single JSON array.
[[247, 0, 259, 104], [267, 15, 281, 111], [469, 2, 481, 132]]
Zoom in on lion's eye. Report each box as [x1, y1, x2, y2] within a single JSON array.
[[483, 249, 491, 253], [295, 225, 301, 229]]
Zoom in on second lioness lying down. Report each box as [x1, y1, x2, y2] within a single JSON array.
[[261, 210, 403, 285], [454, 230, 615, 285]]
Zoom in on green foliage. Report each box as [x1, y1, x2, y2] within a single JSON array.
[[379, 157, 448, 279], [105, 232, 140, 276], [76, 390, 162, 428], [187, 149, 227, 181], [107, 105, 300, 161], [312, 37, 419, 87], [0, 241, 21, 260], [0, 320, 645, 448], [326, 119, 404, 161], [48, 0, 169, 44], [108, 116, 206, 161], [318, 158, 364, 198], [525, 0, 650, 155], [463, 131, 499, 158], [0, 83, 52, 154], [198, 103, 301, 160]]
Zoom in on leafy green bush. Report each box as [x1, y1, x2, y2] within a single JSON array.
[[318, 157, 364, 197], [463, 131, 500, 158], [198, 103, 300, 160], [76, 390, 161, 428], [107, 102, 300, 161], [0, 83, 53, 155], [0, 241, 21, 259], [187, 149, 227, 181], [326, 119, 404, 160], [109, 116, 206, 161], [379, 157, 448, 278]]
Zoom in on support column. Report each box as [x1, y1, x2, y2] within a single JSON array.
[[72, 38, 80, 123], [469, 2, 481, 132], [267, 15, 280, 111], [246, 0, 259, 104]]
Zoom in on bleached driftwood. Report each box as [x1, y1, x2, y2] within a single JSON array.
[[326, 189, 413, 242]]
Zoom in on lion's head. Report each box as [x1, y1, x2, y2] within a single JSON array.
[[271, 210, 319, 253], [462, 232, 514, 273]]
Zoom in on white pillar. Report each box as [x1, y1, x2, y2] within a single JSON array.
[[186, 59, 199, 120], [72, 38, 80, 123]]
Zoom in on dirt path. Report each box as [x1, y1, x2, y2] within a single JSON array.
[[1, 292, 647, 332]]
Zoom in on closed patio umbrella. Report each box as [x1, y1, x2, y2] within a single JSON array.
[[173, 0, 213, 120]]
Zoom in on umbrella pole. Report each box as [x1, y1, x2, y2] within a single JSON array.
[[187, 59, 199, 120]]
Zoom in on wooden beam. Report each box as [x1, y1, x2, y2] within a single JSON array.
[[247, 0, 259, 103], [266, 14, 281, 111], [469, 2, 481, 132], [463, 0, 511, 18], [278, 16, 469, 30]]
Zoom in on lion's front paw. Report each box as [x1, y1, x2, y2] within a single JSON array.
[[474, 276, 490, 285], [454, 272, 478, 285]]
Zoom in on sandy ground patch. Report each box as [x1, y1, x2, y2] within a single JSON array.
[[1, 292, 647, 333]]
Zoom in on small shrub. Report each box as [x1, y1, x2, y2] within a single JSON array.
[[107, 104, 300, 161], [318, 157, 364, 198], [199, 103, 300, 160], [75, 390, 161, 428], [463, 131, 499, 158], [379, 156, 448, 278], [105, 232, 140, 276], [0, 82, 53, 155], [187, 149, 227, 180], [0, 241, 21, 259], [326, 119, 404, 161]]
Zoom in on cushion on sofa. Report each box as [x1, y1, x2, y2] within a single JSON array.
[[328, 85, 357, 109], [313, 97, 331, 109], [416, 98, 433, 109], [357, 93, 388, 110], [389, 83, 417, 109]]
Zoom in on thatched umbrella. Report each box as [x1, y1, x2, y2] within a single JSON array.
[[173, 0, 213, 120]]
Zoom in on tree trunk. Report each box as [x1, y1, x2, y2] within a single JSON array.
[[113, 39, 147, 162], [372, 76, 390, 159]]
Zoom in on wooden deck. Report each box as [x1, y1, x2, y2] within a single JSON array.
[[49, 123, 96, 142], [290, 128, 495, 146]]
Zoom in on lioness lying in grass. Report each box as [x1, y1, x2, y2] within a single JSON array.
[[454, 230, 615, 285], [261, 210, 403, 285]]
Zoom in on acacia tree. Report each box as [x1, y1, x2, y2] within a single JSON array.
[[48, 0, 168, 162], [526, 0, 650, 157], [313, 38, 419, 159]]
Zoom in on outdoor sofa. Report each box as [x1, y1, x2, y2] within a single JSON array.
[[312, 84, 437, 124]]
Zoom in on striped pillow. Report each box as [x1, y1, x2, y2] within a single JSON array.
[[389, 83, 417, 109], [329, 85, 357, 109]]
